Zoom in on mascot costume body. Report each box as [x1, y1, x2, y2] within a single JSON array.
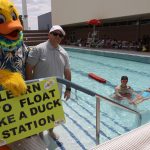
[[0, 0, 47, 149]]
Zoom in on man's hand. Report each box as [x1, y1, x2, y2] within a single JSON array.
[[64, 90, 71, 100]]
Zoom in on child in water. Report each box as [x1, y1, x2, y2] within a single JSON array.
[[114, 76, 141, 103]]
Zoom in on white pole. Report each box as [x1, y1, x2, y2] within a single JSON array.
[[96, 95, 100, 145], [22, 0, 28, 30]]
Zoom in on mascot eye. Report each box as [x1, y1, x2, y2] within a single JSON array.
[[11, 11, 17, 20], [0, 14, 6, 24]]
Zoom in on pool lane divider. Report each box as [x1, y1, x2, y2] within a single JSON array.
[[72, 68, 144, 91], [88, 73, 117, 88], [71, 68, 116, 88], [88, 73, 107, 83]]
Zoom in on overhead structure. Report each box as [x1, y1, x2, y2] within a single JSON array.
[[22, 0, 28, 30], [86, 19, 102, 43], [87, 19, 102, 35]]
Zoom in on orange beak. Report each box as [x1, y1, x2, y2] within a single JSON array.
[[0, 19, 23, 40]]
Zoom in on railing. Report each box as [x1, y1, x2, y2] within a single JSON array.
[[27, 77, 142, 145]]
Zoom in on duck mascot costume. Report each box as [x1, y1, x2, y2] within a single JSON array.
[[0, 0, 27, 96], [0, 0, 47, 150]]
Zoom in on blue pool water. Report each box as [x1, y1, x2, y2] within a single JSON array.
[[48, 48, 150, 150]]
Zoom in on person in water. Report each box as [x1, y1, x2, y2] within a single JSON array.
[[131, 88, 150, 104], [114, 76, 141, 103]]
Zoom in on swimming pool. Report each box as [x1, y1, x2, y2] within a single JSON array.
[[45, 47, 150, 150]]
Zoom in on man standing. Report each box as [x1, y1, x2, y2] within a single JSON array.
[[26, 25, 71, 140]]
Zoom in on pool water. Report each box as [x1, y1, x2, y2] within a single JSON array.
[[48, 49, 150, 150]]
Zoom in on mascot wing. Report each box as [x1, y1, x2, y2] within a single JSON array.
[[0, 69, 27, 96]]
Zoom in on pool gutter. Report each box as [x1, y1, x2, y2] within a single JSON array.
[[64, 46, 150, 64]]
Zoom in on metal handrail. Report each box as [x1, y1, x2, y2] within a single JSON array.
[[57, 77, 141, 114], [26, 77, 142, 145]]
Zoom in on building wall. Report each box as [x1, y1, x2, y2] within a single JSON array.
[[63, 26, 137, 44], [51, 0, 150, 25], [38, 12, 52, 30]]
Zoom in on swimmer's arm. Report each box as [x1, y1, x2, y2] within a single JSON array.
[[145, 88, 150, 92], [115, 87, 124, 98], [132, 91, 139, 96], [129, 87, 141, 97], [130, 89, 143, 104]]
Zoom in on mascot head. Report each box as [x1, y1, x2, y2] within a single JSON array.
[[0, 0, 23, 52]]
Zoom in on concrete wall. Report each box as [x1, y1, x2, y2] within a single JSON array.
[[38, 12, 52, 30], [51, 0, 150, 25]]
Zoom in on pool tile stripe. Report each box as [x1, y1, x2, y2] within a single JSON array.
[[62, 124, 87, 150], [64, 101, 121, 136], [69, 95, 130, 132]]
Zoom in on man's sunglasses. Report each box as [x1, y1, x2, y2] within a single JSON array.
[[51, 32, 64, 38]]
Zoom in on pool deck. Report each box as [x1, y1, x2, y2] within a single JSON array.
[[64, 45, 150, 64], [94, 48, 150, 56], [64, 45, 150, 57]]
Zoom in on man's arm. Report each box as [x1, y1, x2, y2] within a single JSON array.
[[145, 88, 150, 92], [64, 68, 71, 100], [64, 68, 71, 82], [25, 46, 40, 81]]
